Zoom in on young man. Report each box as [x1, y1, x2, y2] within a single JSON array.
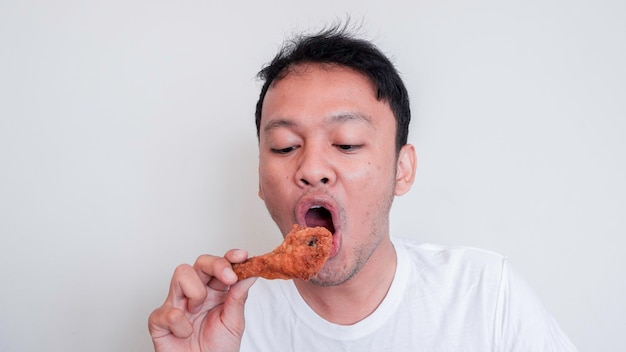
[[148, 26, 576, 351]]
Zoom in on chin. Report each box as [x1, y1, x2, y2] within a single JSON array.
[[308, 261, 358, 287]]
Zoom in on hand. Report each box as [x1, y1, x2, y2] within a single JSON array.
[[148, 249, 257, 352]]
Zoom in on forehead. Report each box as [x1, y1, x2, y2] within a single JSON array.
[[260, 64, 395, 133], [267, 63, 376, 102]]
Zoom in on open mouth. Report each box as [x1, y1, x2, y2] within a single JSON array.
[[305, 206, 335, 234]]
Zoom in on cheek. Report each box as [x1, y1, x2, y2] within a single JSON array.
[[259, 164, 291, 206], [342, 157, 395, 187]]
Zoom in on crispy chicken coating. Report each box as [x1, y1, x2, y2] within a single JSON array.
[[232, 225, 332, 281]]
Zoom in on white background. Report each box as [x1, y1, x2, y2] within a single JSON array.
[[1, 0, 624, 351]]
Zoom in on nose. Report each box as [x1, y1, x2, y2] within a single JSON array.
[[300, 177, 329, 186], [295, 146, 335, 187]]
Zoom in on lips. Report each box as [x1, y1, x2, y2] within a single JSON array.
[[296, 196, 340, 258]]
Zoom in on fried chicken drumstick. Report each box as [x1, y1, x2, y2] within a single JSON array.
[[232, 225, 332, 281]]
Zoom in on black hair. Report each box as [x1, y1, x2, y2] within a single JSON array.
[[254, 24, 411, 153]]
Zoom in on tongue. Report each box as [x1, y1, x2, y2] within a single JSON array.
[[305, 207, 335, 233]]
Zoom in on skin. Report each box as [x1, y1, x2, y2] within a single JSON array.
[[148, 250, 257, 352], [258, 63, 416, 324], [148, 63, 416, 350]]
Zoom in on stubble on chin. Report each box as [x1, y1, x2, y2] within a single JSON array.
[[308, 242, 374, 287]]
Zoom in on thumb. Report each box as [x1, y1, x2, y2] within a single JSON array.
[[221, 277, 257, 336]]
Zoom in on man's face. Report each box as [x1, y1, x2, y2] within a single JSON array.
[[258, 63, 413, 286]]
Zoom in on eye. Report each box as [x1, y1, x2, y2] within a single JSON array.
[[334, 144, 363, 152], [270, 146, 298, 154]]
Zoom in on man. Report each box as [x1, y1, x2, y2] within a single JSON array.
[[148, 25, 576, 351]]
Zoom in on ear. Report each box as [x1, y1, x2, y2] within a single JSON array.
[[258, 185, 265, 200], [258, 166, 265, 200], [257, 161, 265, 201], [394, 144, 417, 196]]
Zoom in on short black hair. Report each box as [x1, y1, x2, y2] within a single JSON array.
[[255, 24, 411, 153]]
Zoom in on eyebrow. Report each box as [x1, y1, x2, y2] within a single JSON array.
[[263, 119, 297, 133], [329, 112, 373, 125], [262, 111, 373, 134]]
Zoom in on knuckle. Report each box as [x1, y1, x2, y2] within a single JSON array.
[[224, 249, 247, 262], [194, 254, 225, 272], [164, 307, 186, 325], [147, 308, 160, 326], [148, 306, 182, 335], [173, 263, 193, 276]]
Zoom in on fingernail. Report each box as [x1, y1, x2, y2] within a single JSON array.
[[223, 267, 238, 282], [232, 249, 247, 259], [230, 249, 242, 257]]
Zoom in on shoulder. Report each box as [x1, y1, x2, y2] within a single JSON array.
[[392, 237, 510, 304], [393, 236, 507, 275]]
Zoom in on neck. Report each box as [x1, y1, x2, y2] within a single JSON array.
[[293, 236, 397, 325]]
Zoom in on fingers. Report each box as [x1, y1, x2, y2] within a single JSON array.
[[229, 276, 257, 302], [193, 250, 249, 290], [149, 250, 255, 345], [224, 248, 249, 263], [220, 276, 258, 337], [148, 305, 193, 339], [149, 264, 207, 340], [193, 255, 236, 289], [165, 251, 249, 313], [167, 264, 205, 312]]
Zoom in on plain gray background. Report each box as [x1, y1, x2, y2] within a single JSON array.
[[1, 0, 624, 351]]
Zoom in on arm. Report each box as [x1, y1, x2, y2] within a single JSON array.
[[148, 249, 257, 352]]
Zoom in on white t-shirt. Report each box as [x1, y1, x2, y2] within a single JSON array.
[[241, 237, 576, 351]]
